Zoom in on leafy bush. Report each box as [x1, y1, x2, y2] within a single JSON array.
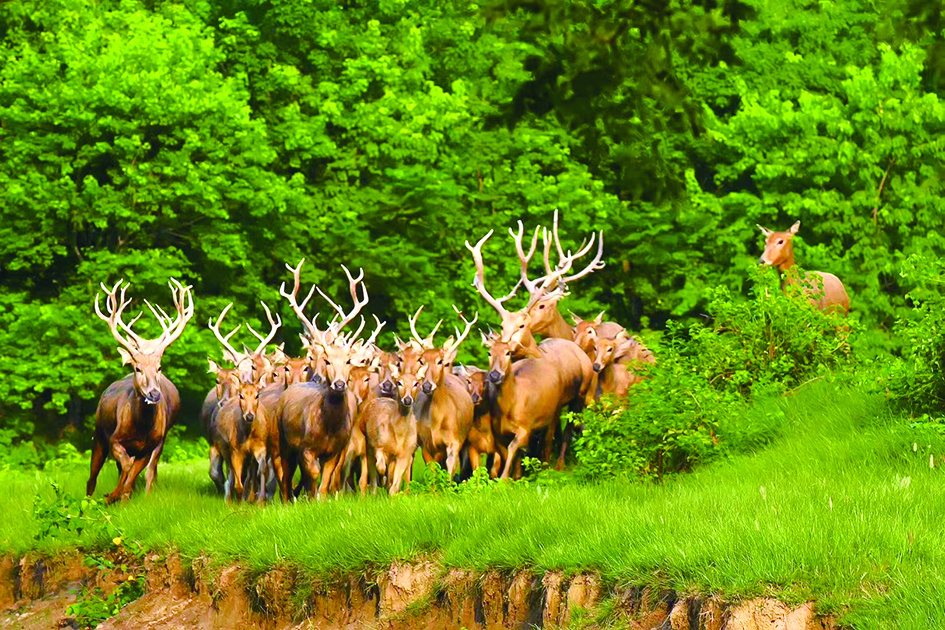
[[888, 254, 945, 419], [574, 269, 854, 479]]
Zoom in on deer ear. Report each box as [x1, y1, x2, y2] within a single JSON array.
[[593, 311, 604, 326], [570, 311, 584, 326], [207, 358, 220, 374], [757, 224, 772, 237], [118, 347, 133, 366], [789, 220, 800, 235]]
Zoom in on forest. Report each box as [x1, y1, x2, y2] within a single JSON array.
[[2, 0, 944, 458]]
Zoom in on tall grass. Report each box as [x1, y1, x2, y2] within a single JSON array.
[[2, 379, 943, 629]]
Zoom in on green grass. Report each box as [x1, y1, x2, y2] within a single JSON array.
[[3, 380, 944, 629]]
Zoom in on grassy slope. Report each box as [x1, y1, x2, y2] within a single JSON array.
[[2, 380, 943, 629]]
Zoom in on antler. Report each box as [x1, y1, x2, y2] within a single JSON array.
[[94, 280, 141, 354], [208, 303, 244, 365], [444, 305, 479, 354], [545, 210, 605, 286], [319, 264, 369, 337], [96, 279, 194, 356], [147, 278, 194, 352], [465, 230, 522, 318], [279, 259, 321, 342], [408, 305, 442, 349], [246, 301, 282, 354]]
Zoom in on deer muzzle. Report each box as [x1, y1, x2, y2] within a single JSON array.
[[421, 381, 435, 395], [244, 412, 255, 422], [488, 370, 504, 385], [470, 392, 481, 404], [592, 363, 602, 373], [144, 390, 162, 404], [331, 380, 346, 392], [380, 380, 395, 396], [401, 395, 414, 407]]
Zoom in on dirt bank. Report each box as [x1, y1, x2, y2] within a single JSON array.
[[0, 551, 837, 629]]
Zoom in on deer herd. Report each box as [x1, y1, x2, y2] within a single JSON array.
[[87, 217, 846, 504]]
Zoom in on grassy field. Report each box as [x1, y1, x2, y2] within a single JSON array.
[[2, 380, 944, 629]]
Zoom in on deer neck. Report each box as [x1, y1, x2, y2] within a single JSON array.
[[776, 248, 795, 273], [544, 309, 574, 339]]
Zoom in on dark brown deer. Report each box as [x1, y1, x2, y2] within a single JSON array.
[[277, 261, 379, 498], [455, 365, 500, 477], [87, 279, 194, 504], [758, 221, 850, 314]]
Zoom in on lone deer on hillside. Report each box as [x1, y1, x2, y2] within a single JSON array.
[[758, 221, 850, 315], [87, 279, 194, 504]]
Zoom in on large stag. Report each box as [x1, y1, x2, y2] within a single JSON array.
[[277, 261, 382, 499], [758, 221, 850, 314], [87, 279, 194, 504]]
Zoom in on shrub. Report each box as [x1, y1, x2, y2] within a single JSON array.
[[888, 254, 945, 420], [574, 266, 855, 479]]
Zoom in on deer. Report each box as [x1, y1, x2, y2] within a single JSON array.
[[411, 306, 478, 478], [277, 260, 381, 499], [466, 221, 598, 470], [591, 331, 655, 397], [209, 376, 272, 503], [87, 279, 194, 504], [202, 302, 282, 493], [360, 361, 424, 495], [520, 211, 626, 343], [758, 221, 850, 314], [454, 365, 501, 477]]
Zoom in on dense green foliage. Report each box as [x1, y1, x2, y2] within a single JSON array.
[[1, 0, 944, 459], [573, 265, 852, 478]]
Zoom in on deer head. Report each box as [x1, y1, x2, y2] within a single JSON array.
[[208, 359, 239, 402], [414, 306, 478, 395], [233, 376, 261, 423], [758, 221, 801, 271], [95, 279, 194, 404], [390, 361, 428, 408]]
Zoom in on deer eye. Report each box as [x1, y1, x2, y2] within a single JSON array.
[[778, 239, 784, 245], [239, 394, 244, 400], [506, 351, 512, 357], [519, 324, 524, 329], [156, 366, 162, 372], [396, 381, 404, 387], [437, 359, 443, 365], [539, 304, 545, 309]]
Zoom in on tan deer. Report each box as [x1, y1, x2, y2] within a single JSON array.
[[758, 221, 850, 314], [209, 377, 272, 503], [361, 365, 422, 495], [411, 306, 478, 478], [202, 359, 239, 493], [466, 222, 597, 469], [87, 279, 194, 504], [591, 331, 655, 397], [519, 211, 625, 343]]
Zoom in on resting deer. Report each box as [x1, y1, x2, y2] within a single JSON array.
[[87, 279, 194, 504], [758, 221, 850, 314]]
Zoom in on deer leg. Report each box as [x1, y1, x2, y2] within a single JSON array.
[[209, 445, 226, 493], [105, 442, 136, 504], [542, 424, 555, 464], [280, 452, 296, 503], [501, 429, 530, 480], [300, 450, 321, 497], [445, 443, 461, 479], [86, 433, 107, 497], [468, 447, 481, 475], [388, 456, 410, 496], [254, 448, 268, 505], [230, 452, 246, 504], [144, 440, 165, 494], [318, 452, 341, 497], [118, 456, 149, 502], [556, 422, 574, 471]]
